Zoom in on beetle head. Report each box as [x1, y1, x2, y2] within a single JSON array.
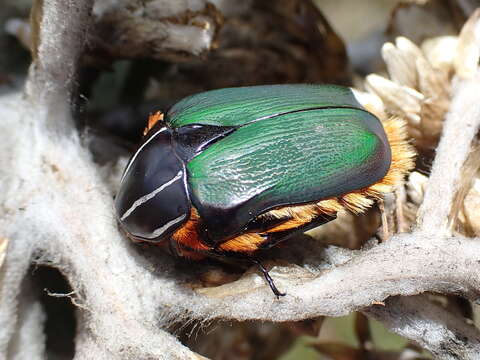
[[115, 126, 191, 242]]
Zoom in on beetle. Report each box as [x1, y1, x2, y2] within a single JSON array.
[[115, 84, 414, 297]]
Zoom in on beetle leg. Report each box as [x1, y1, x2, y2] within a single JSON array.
[[251, 258, 286, 299]]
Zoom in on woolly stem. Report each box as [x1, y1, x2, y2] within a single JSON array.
[[365, 295, 480, 359], [417, 74, 480, 236]]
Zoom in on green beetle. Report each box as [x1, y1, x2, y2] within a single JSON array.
[[115, 84, 413, 296]]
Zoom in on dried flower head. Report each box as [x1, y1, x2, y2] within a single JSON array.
[[352, 10, 480, 238], [362, 10, 480, 151]]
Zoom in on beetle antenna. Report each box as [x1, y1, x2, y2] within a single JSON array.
[[251, 259, 286, 299]]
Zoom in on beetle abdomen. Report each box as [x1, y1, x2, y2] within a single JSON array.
[[187, 107, 391, 243]]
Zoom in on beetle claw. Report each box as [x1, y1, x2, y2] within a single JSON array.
[[252, 259, 286, 299]]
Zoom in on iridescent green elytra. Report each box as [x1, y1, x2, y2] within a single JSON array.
[[115, 84, 391, 247]]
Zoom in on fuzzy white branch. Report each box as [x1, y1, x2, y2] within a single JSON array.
[[5, 275, 46, 359], [417, 74, 480, 236], [1, 257, 46, 359], [187, 234, 480, 321], [0, 230, 36, 356], [26, 0, 94, 135], [365, 295, 480, 360]]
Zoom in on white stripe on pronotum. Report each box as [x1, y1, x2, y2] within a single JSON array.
[[120, 127, 168, 183], [145, 213, 188, 239], [120, 170, 183, 221]]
